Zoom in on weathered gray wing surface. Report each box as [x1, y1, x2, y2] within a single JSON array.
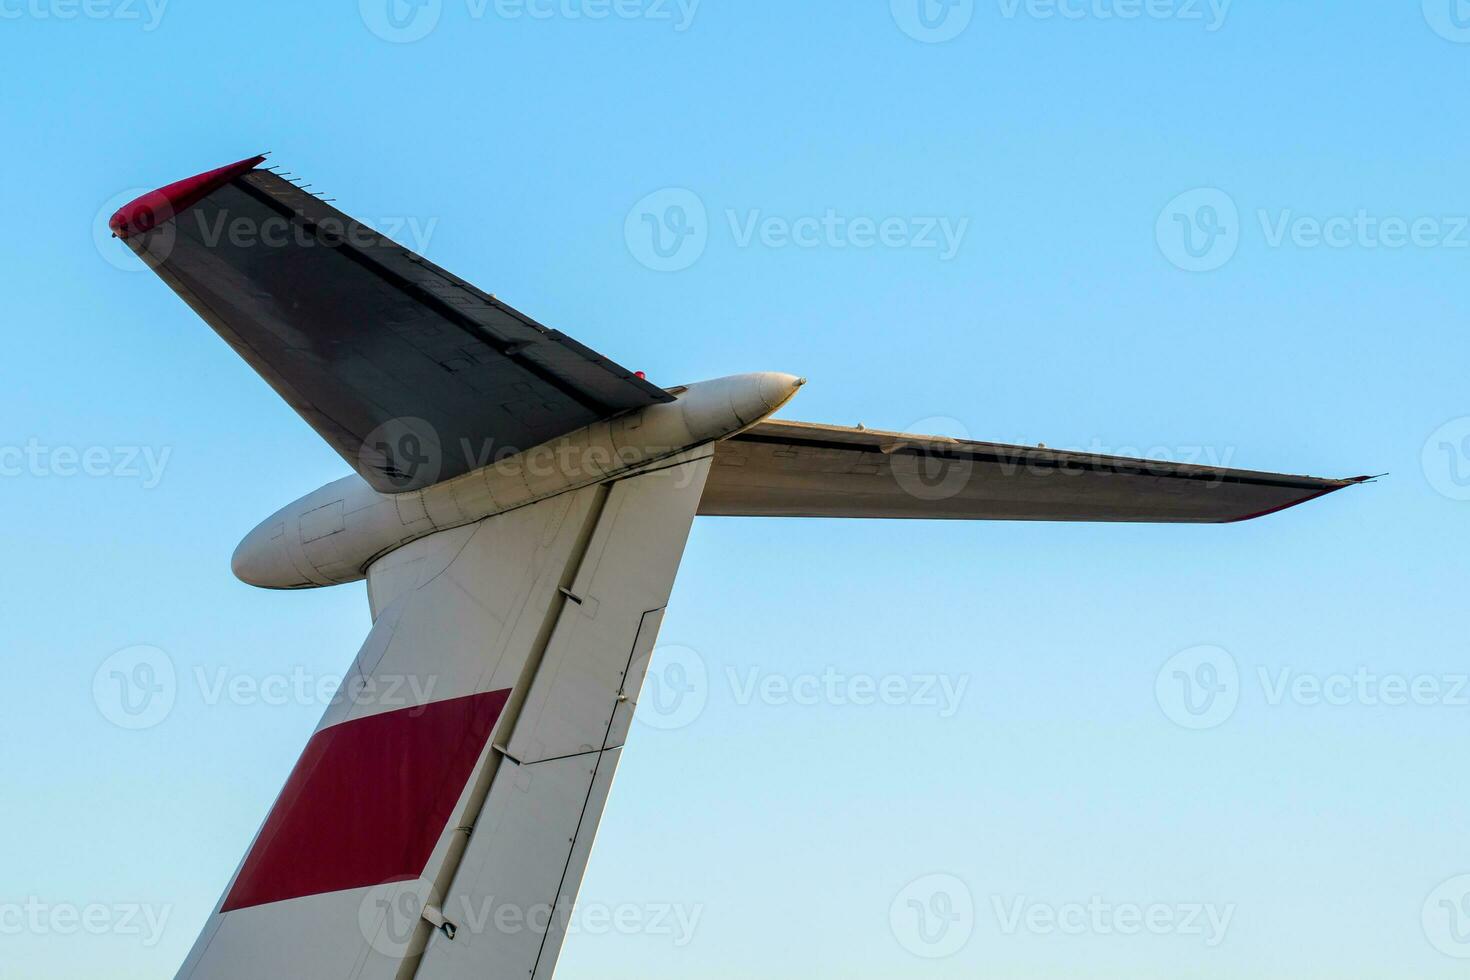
[[113, 156, 672, 493], [701, 420, 1365, 523]]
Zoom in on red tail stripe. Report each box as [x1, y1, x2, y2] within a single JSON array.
[[221, 690, 510, 912]]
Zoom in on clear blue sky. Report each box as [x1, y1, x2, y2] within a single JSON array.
[[3, 1, 1469, 977]]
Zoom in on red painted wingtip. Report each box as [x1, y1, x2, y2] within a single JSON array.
[[109, 154, 267, 240], [1222, 474, 1373, 525]]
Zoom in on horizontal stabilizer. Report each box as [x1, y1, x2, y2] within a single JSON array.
[[113, 156, 672, 493], [700, 420, 1366, 523]]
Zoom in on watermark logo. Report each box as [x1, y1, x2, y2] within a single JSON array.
[[997, 0, 1230, 31], [1160, 189, 1470, 272], [1156, 188, 1240, 273], [891, 0, 974, 43], [625, 191, 970, 271], [194, 667, 439, 710], [1257, 210, 1470, 251], [359, 878, 438, 958], [1155, 645, 1239, 730], [96, 649, 443, 730], [0, 439, 171, 488], [726, 667, 970, 717], [358, 882, 701, 953], [636, 644, 709, 730], [187, 211, 441, 253], [360, 417, 443, 491], [991, 895, 1234, 946], [93, 645, 177, 731], [726, 209, 968, 260], [0, 0, 168, 29], [95, 188, 176, 273], [0, 899, 172, 947], [635, 646, 973, 731], [1424, 875, 1470, 958], [98, 187, 441, 272], [363, 0, 699, 42], [1424, 417, 1470, 501], [360, 0, 442, 42], [1424, 0, 1470, 43], [490, 0, 700, 28], [1258, 667, 1470, 709], [625, 188, 708, 272], [1157, 649, 1470, 728], [890, 873, 975, 958], [885, 425, 1240, 500], [890, 416, 975, 502]]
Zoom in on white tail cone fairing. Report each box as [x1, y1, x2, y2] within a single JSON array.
[[229, 372, 804, 590]]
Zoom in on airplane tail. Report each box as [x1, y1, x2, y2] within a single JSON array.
[[106, 156, 1364, 980]]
